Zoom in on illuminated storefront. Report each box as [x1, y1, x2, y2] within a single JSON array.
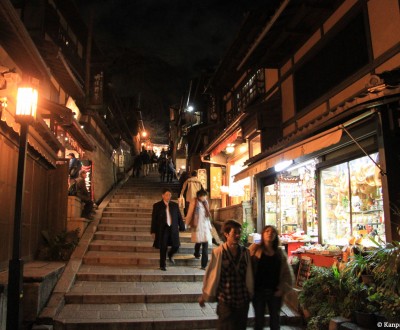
[[235, 110, 396, 244], [263, 160, 317, 240]]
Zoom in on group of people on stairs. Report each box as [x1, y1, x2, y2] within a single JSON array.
[[150, 170, 295, 330]]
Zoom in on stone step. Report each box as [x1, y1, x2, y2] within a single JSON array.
[[97, 224, 150, 232], [108, 199, 158, 205], [100, 217, 151, 225], [55, 302, 218, 330], [93, 231, 191, 242], [107, 202, 155, 208], [111, 193, 160, 199], [124, 178, 180, 189], [89, 240, 210, 254], [94, 231, 154, 241], [54, 303, 303, 330], [65, 281, 203, 304], [117, 185, 173, 190], [82, 251, 204, 267], [76, 265, 205, 282], [102, 211, 152, 218], [104, 206, 153, 212]]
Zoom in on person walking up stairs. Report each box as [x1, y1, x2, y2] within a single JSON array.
[[40, 171, 302, 329]]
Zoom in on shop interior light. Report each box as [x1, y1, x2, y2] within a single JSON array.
[[239, 145, 247, 153], [220, 185, 230, 194], [274, 160, 293, 172], [226, 144, 235, 154], [286, 159, 317, 172]]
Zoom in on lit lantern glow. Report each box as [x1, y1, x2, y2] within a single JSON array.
[[16, 87, 38, 121], [142, 131, 147, 137]]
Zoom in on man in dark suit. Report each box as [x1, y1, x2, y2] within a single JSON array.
[[151, 188, 185, 271]]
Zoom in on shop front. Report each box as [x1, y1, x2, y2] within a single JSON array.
[[201, 128, 255, 227], [234, 106, 399, 263]]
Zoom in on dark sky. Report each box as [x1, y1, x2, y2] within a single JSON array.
[[78, 0, 249, 79], [77, 1, 252, 141]]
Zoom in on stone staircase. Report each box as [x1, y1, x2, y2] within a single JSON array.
[[51, 173, 303, 330]]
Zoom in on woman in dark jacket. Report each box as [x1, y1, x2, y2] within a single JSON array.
[[249, 225, 294, 330]]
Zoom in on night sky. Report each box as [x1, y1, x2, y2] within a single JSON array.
[[77, 1, 253, 141], [78, 0, 249, 78]]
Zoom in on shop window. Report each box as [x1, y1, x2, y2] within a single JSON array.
[[263, 160, 317, 238], [227, 70, 265, 125], [320, 153, 384, 246]]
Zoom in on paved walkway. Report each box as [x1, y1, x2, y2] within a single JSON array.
[[38, 172, 303, 329]]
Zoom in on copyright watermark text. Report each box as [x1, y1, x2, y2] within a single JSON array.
[[377, 322, 400, 328]]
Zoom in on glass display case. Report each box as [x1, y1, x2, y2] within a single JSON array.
[[277, 176, 302, 233], [263, 161, 317, 238], [264, 184, 277, 226], [320, 153, 384, 245]]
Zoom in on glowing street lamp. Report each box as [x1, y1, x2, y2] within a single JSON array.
[[187, 105, 194, 112], [141, 131, 147, 138], [6, 86, 38, 330]]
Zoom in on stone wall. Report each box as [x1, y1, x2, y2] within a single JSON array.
[[212, 201, 254, 235], [85, 145, 117, 203]]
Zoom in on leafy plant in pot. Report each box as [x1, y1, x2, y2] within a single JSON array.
[[341, 274, 378, 327], [341, 251, 375, 284], [299, 266, 346, 329], [367, 239, 400, 321], [37, 229, 80, 261]]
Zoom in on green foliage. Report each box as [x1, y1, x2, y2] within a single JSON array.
[[340, 273, 378, 317], [341, 252, 373, 279], [306, 312, 336, 330], [240, 220, 254, 245], [37, 229, 80, 261], [364, 239, 400, 320], [299, 240, 400, 327], [299, 265, 346, 329]]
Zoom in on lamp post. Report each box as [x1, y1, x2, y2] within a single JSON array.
[[6, 87, 38, 330]]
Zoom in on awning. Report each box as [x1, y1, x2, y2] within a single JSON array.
[[211, 131, 239, 157], [233, 127, 343, 182], [63, 119, 95, 152]]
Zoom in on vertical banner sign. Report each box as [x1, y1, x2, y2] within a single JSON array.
[[91, 71, 104, 105], [119, 155, 124, 168], [210, 167, 222, 199], [197, 169, 208, 190], [81, 159, 92, 196]]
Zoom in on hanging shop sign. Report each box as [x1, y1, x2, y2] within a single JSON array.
[[197, 169, 208, 190], [81, 159, 93, 198], [210, 167, 222, 199]]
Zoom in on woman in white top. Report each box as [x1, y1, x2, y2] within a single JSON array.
[[186, 189, 212, 269]]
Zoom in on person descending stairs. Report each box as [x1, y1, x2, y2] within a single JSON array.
[[42, 171, 303, 329]]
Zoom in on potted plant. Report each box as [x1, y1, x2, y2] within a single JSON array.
[[341, 274, 378, 327], [240, 220, 254, 246], [366, 239, 400, 321], [37, 229, 80, 261], [341, 252, 374, 284], [289, 255, 300, 276], [299, 266, 346, 328]]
